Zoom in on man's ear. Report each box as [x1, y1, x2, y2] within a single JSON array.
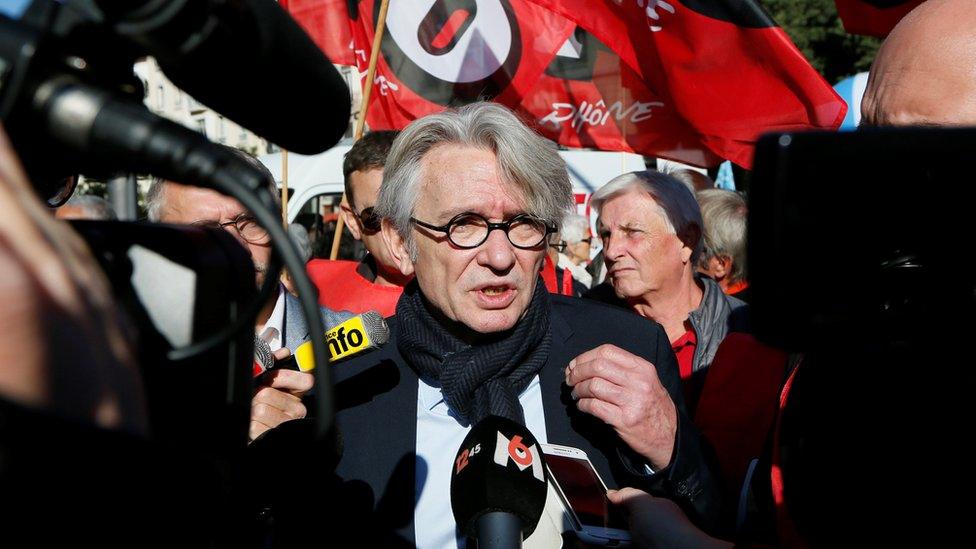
[[699, 255, 731, 281], [678, 224, 701, 264], [340, 203, 362, 241], [381, 218, 415, 277], [715, 255, 732, 280]]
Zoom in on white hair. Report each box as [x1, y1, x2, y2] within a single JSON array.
[[590, 170, 704, 263], [560, 213, 589, 244], [375, 102, 574, 255], [697, 189, 747, 282]]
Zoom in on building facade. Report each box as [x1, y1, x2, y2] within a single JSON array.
[[134, 57, 358, 155]]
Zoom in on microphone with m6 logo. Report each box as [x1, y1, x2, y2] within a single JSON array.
[[451, 415, 549, 549]]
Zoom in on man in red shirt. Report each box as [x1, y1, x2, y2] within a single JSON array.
[[307, 131, 411, 317], [585, 170, 748, 408]]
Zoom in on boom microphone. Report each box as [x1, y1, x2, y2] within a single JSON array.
[[101, 0, 352, 154], [451, 416, 549, 548], [273, 311, 390, 374]]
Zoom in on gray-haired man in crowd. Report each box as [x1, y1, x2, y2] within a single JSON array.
[[306, 102, 723, 547], [145, 147, 350, 442], [585, 171, 748, 409]]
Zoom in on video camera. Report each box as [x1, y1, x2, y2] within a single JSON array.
[[747, 128, 975, 543], [1, 1, 350, 544]]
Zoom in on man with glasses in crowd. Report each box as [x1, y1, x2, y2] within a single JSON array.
[[307, 130, 410, 317], [145, 147, 350, 442], [300, 103, 722, 547]]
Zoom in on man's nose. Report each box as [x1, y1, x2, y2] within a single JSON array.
[[477, 228, 517, 271], [603, 231, 623, 260]]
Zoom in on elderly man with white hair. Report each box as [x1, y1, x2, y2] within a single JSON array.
[[294, 103, 726, 547], [585, 170, 748, 407], [556, 212, 594, 288]]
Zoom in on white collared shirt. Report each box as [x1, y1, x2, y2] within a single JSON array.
[[256, 287, 286, 351], [413, 375, 548, 549]]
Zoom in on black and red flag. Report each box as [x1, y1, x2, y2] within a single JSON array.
[[526, 0, 846, 168], [834, 0, 926, 38], [283, 0, 845, 168], [280, 0, 360, 66], [286, 0, 575, 130], [519, 27, 725, 167]]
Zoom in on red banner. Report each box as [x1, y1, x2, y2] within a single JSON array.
[[519, 29, 724, 167], [284, 0, 845, 168], [835, 0, 925, 38], [280, 0, 359, 66], [526, 0, 846, 168], [339, 0, 575, 131]]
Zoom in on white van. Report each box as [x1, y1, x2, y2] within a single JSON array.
[[259, 143, 647, 225]]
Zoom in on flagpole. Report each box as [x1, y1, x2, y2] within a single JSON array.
[[281, 148, 289, 227], [329, 0, 391, 261]]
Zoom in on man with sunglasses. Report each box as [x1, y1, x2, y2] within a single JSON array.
[[302, 103, 723, 547], [145, 148, 351, 442], [307, 130, 410, 317]]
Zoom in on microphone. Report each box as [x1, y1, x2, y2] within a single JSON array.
[[102, 0, 351, 154], [253, 336, 274, 377], [451, 416, 549, 548], [275, 311, 390, 373]]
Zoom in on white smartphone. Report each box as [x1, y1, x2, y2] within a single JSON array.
[[540, 443, 631, 547]]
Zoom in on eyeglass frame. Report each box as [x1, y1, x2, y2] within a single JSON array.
[[192, 213, 269, 244], [550, 240, 568, 253], [409, 212, 557, 250]]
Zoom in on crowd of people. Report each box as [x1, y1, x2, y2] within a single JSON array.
[[1, 0, 974, 546]]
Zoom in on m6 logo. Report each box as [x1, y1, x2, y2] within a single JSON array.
[[493, 432, 544, 482], [455, 443, 482, 474]]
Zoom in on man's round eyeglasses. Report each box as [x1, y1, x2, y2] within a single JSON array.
[[356, 206, 382, 233], [410, 212, 556, 250], [193, 214, 269, 244]]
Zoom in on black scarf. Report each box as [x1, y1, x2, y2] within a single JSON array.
[[395, 277, 552, 426]]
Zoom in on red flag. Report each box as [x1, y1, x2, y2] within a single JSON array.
[[338, 0, 575, 131], [520, 28, 723, 167], [281, 0, 359, 66], [835, 0, 925, 38], [526, 0, 847, 168]]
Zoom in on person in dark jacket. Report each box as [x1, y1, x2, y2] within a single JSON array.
[[276, 103, 725, 547], [585, 170, 748, 410]]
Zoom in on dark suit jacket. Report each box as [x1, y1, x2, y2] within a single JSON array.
[[279, 295, 722, 546]]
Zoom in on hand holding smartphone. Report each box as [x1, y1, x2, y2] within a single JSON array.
[[540, 443, 631, 547]]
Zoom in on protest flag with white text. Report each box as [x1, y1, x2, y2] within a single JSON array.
[[525, 0, 847, 167]]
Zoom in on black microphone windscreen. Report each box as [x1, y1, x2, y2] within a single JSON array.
[[450, 416, 549, 539], [153, 0, 351, 154]]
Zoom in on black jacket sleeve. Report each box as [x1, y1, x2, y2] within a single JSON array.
[[614, 325, 728, 535]]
